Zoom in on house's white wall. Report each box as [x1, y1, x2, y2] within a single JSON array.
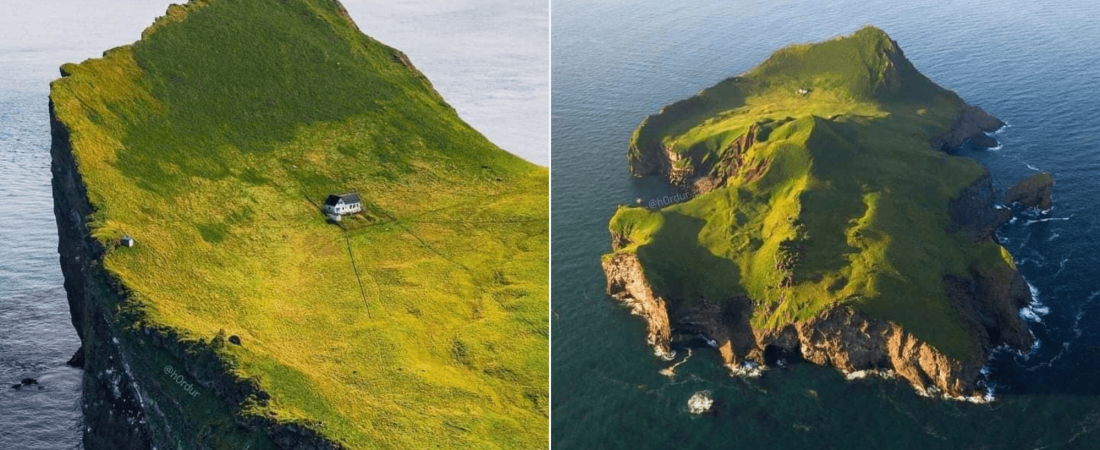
[[324, 199, 361, 215]]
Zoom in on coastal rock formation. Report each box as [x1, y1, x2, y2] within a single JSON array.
[[604, 221, 1031, 399], [930, 104, 1005, 151], [947, 170, 1012, 242], [1005, 172, 1055, 210], [605, 27, 1035, 399], [603, 253, 673, 358]]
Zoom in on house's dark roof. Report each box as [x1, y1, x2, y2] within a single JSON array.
[[324, 193, 360, 206]]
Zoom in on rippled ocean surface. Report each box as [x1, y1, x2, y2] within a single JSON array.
[[0, 1, 546, 449], [551, 0, 1100, 448]]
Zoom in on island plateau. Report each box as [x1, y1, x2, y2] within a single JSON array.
[[50, 0, 547, 448], [604, 26, 1051, 400]]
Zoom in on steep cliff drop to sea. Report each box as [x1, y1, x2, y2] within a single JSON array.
[[603, 27, 1043, 401], [49, 0, 548, 448]]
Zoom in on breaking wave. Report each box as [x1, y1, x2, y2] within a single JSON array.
[[727, 360, 764, 378], [660, 349, 692, 378], [687, 391, 714, 414]]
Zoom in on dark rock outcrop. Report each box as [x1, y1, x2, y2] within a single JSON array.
[[947, 170, 1012, 242], [1005, 172, 1054, 210], [66, 345, 84, 368], [930, 104, 1005, 151]]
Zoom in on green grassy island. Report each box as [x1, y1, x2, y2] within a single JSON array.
[[604, 27, 1037, 400], [50, 0, 547, 448]]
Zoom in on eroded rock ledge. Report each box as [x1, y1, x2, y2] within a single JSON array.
[[603, 252, 1030, 399]]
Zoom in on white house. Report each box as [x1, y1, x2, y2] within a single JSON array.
[[323, 193, 363, 217]]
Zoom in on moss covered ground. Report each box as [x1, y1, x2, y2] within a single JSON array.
[[611, 27, 1014, 361], [50, 0, 547, 448]]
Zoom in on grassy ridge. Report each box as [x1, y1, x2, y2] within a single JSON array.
[[51, 0, 547, 448], [611, 27, 1012, 361]]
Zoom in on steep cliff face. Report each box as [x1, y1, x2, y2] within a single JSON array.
[[930, 104, 1005, 151], [602, 253, 674, 359], [51, 99, 153, 450], [603, 218, 1031, 400], [52, 98, 331, 450]]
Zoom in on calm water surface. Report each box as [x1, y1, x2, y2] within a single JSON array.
[[0, 1, 546, 448], [551, 1, 1100, 448]]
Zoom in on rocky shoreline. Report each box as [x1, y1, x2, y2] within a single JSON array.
[[605, 104, 1051, 400]]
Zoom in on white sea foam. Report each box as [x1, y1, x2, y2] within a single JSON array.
[[1054, 257, 1070, 278], [845, 369, 896, 381], [687, 391, 714, 414], [660, 348, 692, 378], [727, 360, 764, 378], [1021, 280, 1050, 321], [915, 385, 995, 404], [1025, 214, 1073, 225], [1019, 307, 1041, 322], [654, 346, 676, 361]]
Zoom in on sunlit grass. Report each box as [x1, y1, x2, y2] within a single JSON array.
[[50, 0, 547, 448]]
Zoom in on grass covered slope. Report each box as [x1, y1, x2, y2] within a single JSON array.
[[50, 0, 547, 448], [611, 27, 1015, 362]]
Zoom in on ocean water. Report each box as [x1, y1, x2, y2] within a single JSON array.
[[0, 1, 547, 449], [551, 0, 1100, 448], [342, 0, 549, 165]]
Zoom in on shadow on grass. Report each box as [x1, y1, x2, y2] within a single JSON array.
[[636, 212, 742, 303]]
